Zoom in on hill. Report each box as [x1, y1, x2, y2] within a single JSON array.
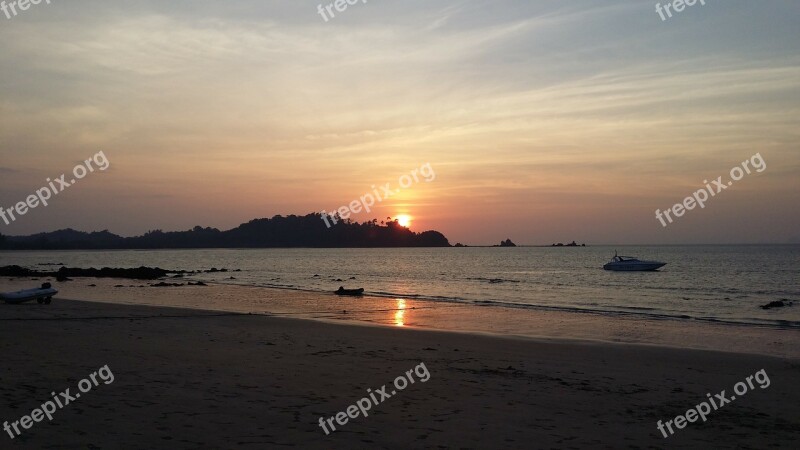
[[0, 214, 451, 249]]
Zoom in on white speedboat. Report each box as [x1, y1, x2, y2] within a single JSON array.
[[603, 252, 666, 271]]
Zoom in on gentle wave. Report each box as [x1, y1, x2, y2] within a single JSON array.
[[203, 277, 800, 330]]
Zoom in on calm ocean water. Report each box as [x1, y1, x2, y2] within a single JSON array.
[[2, 245, 798, 327]]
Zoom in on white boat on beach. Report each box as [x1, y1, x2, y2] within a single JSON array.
[[1, 283, 58, 304], [603, 252, 666, 271]]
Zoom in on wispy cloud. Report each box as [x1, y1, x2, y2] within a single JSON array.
[[0, 0, 797, 243]]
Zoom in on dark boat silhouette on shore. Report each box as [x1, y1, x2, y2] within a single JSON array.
[[335, 287, 365, 296]]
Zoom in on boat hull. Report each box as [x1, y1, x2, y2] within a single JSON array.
[[1, 287, 58, 304], [335, 287, 365, 296], [603, 262, 666, 271]]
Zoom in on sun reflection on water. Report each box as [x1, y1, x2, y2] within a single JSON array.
[[394, 299, 406, 327]]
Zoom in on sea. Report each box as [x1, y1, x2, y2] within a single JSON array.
[[1, 245, 798, 327]]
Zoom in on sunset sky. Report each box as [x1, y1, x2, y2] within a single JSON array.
[[1, 0, 798, 245]]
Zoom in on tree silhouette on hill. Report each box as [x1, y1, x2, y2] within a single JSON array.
[[0, 213, 451, 249]]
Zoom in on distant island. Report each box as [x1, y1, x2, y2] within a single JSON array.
[[551, 241, 586, 247], [453, 239, 517, 247], [0, 213, 451, 250]]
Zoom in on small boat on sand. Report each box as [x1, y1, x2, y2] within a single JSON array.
[[603, 252, 666, 271], [1, 283, 58, 304], [335, 286, 365, 296]]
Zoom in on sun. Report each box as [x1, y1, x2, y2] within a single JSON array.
[[396, 214, 412, 228]]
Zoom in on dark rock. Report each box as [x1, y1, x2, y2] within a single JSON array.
[[499, 239, 516, 247], [0, 265, 36, 277], [760, 300, 793, 310], [551, 241, 585, 247], [56, 266, 169, 280], [1, 265, 172, 280]]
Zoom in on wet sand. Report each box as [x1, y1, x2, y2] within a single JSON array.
[[1, 295, 799, 449], [2, 277, 798, 358]]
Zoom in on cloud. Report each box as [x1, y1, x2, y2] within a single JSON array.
[[0, 0, 798, 242]]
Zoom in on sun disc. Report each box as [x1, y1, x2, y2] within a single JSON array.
[[396, 214, 412, 228]]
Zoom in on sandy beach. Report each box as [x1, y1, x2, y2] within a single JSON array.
[[1, 287, 799, 448]]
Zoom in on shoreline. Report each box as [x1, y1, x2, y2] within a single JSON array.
[[187, 278, 800, 330], [1, 297, 796, 366], [2, 277, 799, 359], [3, 246, 797, 329], [54, 301, 800, 364]]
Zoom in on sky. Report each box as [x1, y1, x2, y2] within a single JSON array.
[[0, 0, 798, 245]]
